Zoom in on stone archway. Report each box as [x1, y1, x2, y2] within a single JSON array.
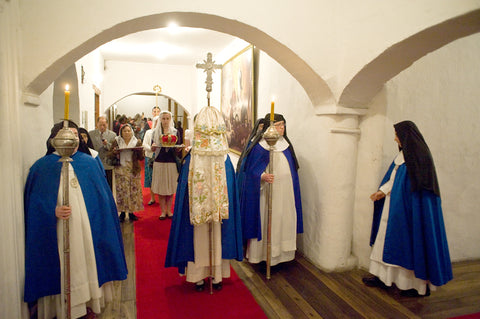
[[25, 12, 335, 109], [339, 9, 480, 108], [105, 92, 190, 131]]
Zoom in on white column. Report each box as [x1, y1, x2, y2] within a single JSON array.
[[0, 1, 29, 317], [304, 106, 365, 271]]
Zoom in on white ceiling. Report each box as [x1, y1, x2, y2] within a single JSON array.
[[99, 26, 239, 66]]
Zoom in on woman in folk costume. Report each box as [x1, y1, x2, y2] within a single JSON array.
[[24, 120, 127, 319], [238, 113, 303, 266], [142, 115, 159, 206], [151, 110, 181, 219], [165, 106, 243, 291], [363, 120, 452, 297], [111, 124, 144, 222]]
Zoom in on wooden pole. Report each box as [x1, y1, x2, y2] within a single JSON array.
[[209, 221, 214, 294], [263, 119, 279, 280], [61, 160, 72, 319], [174, 102, 178, 124], [266, 145, 274, 280]]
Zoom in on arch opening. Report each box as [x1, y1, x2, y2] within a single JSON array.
[[339, 9, 480, 108], [26, 12, 334, 108]]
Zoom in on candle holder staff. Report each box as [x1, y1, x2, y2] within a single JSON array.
[[24, 119, 128, 319], [51, 120, 78, 318], [262, 112, 280, 279], [238, 112, 303, 279]]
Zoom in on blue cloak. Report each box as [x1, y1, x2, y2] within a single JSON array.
[[238, 143, 303, 242], [164, 154, 243, 273], [24, 152, 128, 302], [370, 162, 453, 286]]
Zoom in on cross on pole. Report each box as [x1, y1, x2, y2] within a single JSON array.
[[196, 52, 222, 106], [153, 85, 162, 108]]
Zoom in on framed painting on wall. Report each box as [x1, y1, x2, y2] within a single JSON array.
[[220, 45, 254, 154]]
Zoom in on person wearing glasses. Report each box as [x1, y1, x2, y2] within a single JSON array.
[[238, 113, 303, 267]]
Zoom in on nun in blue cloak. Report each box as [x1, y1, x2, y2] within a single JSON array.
[[165, 106, 243, 292], [364, 120, 452, 297], [236, 118, 266, 202], [24, 120, 127, 318], [237, 113, 303, 266]]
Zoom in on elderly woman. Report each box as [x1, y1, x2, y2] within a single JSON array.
[[238, 113, 303, 267], [151, 111, 181, 219], [25, 120, 127, 318], [110, 124, 144, 222]]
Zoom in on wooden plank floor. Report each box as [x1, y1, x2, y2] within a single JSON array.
[[232, 255, 480, 319], [100, 221, 480, 319], [98, 222, 136, 319]]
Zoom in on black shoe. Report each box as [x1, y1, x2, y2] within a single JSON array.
[[129, 213, 138, 221], [159, 215, 166, 220], [400, 286, 430, 297], [195, 282, 205, 292], [119, 212, 126, 223], [362, 276, 386, 288], [212, 282, 223, 291]]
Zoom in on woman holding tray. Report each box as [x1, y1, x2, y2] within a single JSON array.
[[151, 111, 182, 220], [110, 124, 144, 222]]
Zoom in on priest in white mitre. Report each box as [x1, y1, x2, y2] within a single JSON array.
[[165, 106, 243, 292], [24, 120, 128, 318]]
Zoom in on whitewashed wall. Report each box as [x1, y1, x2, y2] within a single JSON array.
[[354, 33, 480, 268], [113, 94, 169, 119], [102, 61, 197, 114], [75, 49, 104, 130], [21, 84, 54, 176]]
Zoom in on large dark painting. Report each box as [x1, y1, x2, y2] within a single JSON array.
[[221, 45, 254, 154]]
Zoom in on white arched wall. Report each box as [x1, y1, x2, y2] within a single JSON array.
[[16, 1, 480, 272], [340, 9, 480, 107], [20, 1, 480, 108], [22, 10, 334, 108], [353, 32, 480, 268], [102, 60, 196, 114], [2, 1, 480, 317]]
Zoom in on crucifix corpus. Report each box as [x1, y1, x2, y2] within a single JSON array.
[[196, 52, 222, 106]]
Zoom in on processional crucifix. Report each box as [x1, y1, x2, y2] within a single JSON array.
[[196, 52, 222, 106], [153, 84, 162, 108], [196, 52, 222, 294]]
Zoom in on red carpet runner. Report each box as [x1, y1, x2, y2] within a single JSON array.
[[450, 314, 480, 319], [134, 164, 268, 319]]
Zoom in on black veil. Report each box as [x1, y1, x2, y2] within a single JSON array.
[[394, 120, 440, 196]]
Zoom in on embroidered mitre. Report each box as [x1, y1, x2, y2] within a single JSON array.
[[188, 106, 229, 226]]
